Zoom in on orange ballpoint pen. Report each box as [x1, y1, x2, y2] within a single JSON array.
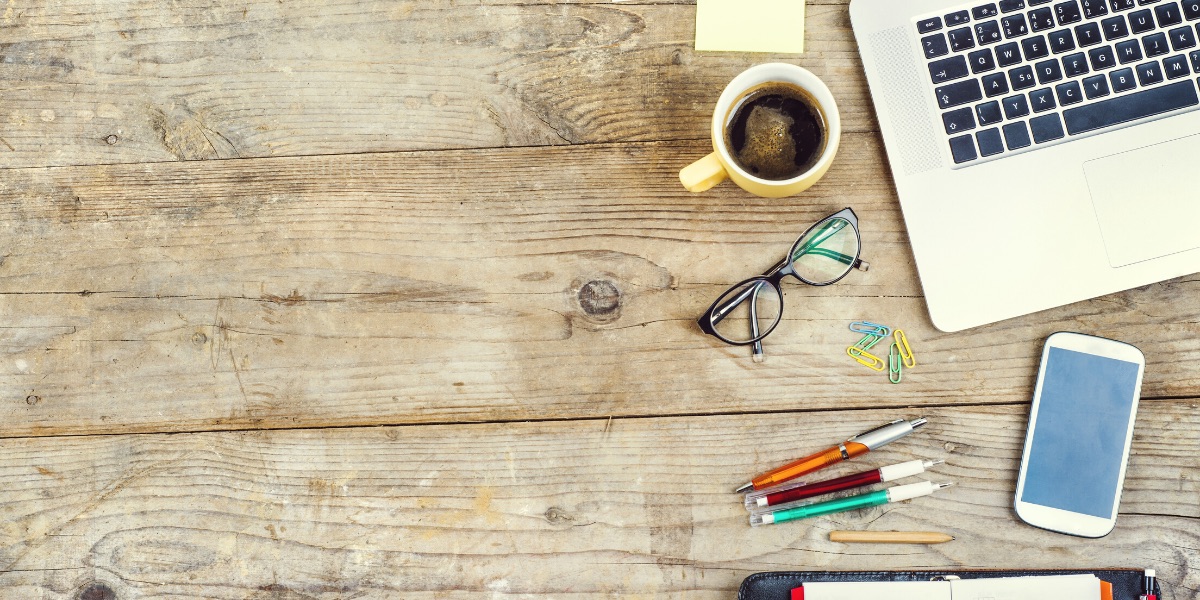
[[734, 417, 928, 493]]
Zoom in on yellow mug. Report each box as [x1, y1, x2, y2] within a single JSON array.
[[680, 63, 841, 198]]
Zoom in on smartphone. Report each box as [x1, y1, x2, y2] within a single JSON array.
[[1014, 332, 1145, 538]]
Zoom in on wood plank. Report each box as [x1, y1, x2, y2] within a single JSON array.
[[1, 405, 1196, 598], [0, 0, 872, 168], [6, 142, 1200, 436]]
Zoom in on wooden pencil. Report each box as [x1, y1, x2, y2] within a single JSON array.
[[829, 530, 955, 544]]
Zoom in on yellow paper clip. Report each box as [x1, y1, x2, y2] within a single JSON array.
[[889, 341, 903, 384], [848, 346, 885, 371], [894, 329, 916, 368]]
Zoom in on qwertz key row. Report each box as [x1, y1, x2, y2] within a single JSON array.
[[918, 0, 1200, 165]]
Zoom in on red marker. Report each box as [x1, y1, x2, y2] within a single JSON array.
[[744, 459, 943, 511]]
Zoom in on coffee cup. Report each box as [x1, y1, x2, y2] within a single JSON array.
[[680, 63, 840, 198]]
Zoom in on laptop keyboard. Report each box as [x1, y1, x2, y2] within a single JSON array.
[[917, 0, 1200, 165]]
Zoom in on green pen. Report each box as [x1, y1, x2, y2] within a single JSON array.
[[749, 481, 953, 526]]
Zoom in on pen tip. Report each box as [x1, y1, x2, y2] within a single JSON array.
[[911, 417, 929, 428], [935, 481, 955, 489], [735, 482, 753, 494]]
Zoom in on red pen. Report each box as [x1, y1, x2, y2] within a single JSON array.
[[744, 459, 943, 511], [734, 417, 928, 493]]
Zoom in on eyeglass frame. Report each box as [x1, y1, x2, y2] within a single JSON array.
[[697, 207, 870, 352]]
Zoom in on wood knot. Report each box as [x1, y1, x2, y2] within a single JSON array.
[[545, 506, 573, 524], [77, 582, 116, 600], [578, 280, 620, 317], [191, 332, 208, 346], [25, 395, 40, 406], [104, 134, 118, 145]]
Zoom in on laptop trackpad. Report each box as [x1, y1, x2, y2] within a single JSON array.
[[1083, 134, 1200, 267]]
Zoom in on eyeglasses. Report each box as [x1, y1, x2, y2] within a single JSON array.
[[698, 207, 870, 361]]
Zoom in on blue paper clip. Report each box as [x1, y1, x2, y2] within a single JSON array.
[[850, 321, 892, 336]]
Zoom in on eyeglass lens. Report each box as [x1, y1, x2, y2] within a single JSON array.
[[789, 217, 859, 284], [709, 278, 783, 344]]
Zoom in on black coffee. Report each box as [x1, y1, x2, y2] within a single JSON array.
[[724, 83, 826, 181]]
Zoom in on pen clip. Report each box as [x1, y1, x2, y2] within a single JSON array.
[[848, 419, 904, 441]]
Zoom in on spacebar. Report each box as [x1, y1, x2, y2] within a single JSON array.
[[1064, 81, 1200, 135]]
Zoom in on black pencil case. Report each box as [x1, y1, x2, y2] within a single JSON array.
[[739, 568, 1164, 600]]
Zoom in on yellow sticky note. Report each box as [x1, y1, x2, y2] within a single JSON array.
[[695, 0, 806, 54]]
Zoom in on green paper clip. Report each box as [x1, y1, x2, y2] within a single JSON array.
[[889, 341, 903, 384]]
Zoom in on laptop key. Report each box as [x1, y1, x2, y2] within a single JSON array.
[[1083, 73, 1113, 96], [1082, 0, 1111, 16], [1063, 78, 1199, 132], [1186, 0, 1200, 18], [1064, 52, 1091, 75], [936, 79, 986, 108], [1004, 93, 1033, 117], [1011, 64, 1039, 88], [1110, 0, 1136, 9], [1036, 58, 1065, 82], [1156, 2, 1184, 25], [947, 10, 972, 26], [929, 55, 971, 83], [1057, 80, 1085, 103], [984, 71, 1013, 95], [924, 33, 951, 58], [1144, 32, 1171, 55], [976, 20, 1004, 44], [1117, 38, 1145, 62], [1111, 66, 1138, 89], [949, 135, 979, 163], [1030, 7, 1056, 31], [1102, 15, 1130, 39], [1137, 59, 1165, 83], [1171, 24, 1198, 48], [943, 107, 979, 133], [1130, 9, 1156, 33], [1001, 0, 1028, 11], [1031, 0, 1053, 4], [975, 3, 1001, 19], [1003, 121, 1034, 148], [1056, 0, 1084, 23], [1004, 14, 1031, 37], [1076, 22, 1104, 46], [1031, 113, 1067, 141], [977, 100, 1006, 123], [971, 48, 998, 72], [1049, 29, 1077, 52], [1090, 44, 1118, 68], [1190, 48, 1200, 70], [950, 27, 977, 51], [919, 17, 944, 34], [1030, 87, 1059, 110], [997, 42, 1024, 65], [977, 127, 1007, 155], [1023, 34, 1051, 58], [1164, 53, 1191, 76]]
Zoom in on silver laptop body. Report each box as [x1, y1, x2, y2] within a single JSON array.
[[851, 0, 1200, 331]]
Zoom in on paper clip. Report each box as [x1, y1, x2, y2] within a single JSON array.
[[889, 342, 903, 384], [894, 329, 916, 368], [847, 346, 885, 371], [850, 321, 891, 336], [855, 332, 884, 351]]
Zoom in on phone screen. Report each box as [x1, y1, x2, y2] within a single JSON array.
[[1021, 347, 1141, 518]]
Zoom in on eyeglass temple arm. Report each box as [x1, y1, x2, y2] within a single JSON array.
[[750, 285, 765, 362], [710, 277, 776, 327]]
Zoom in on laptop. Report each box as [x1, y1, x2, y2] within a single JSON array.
[[850, 0, 1200, 331]]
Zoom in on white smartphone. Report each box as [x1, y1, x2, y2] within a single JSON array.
[[1014, 332, 1146, 538]]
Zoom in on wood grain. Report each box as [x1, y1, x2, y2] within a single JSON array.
[[1, 405, 1197, 598], [0, 0, 873, 169], [4, 140, 1200, 436]]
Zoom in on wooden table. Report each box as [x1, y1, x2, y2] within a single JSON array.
[[1, 1, 1197, 598]]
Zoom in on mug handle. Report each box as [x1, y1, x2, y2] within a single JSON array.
[[679, 152, 728, 193]]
